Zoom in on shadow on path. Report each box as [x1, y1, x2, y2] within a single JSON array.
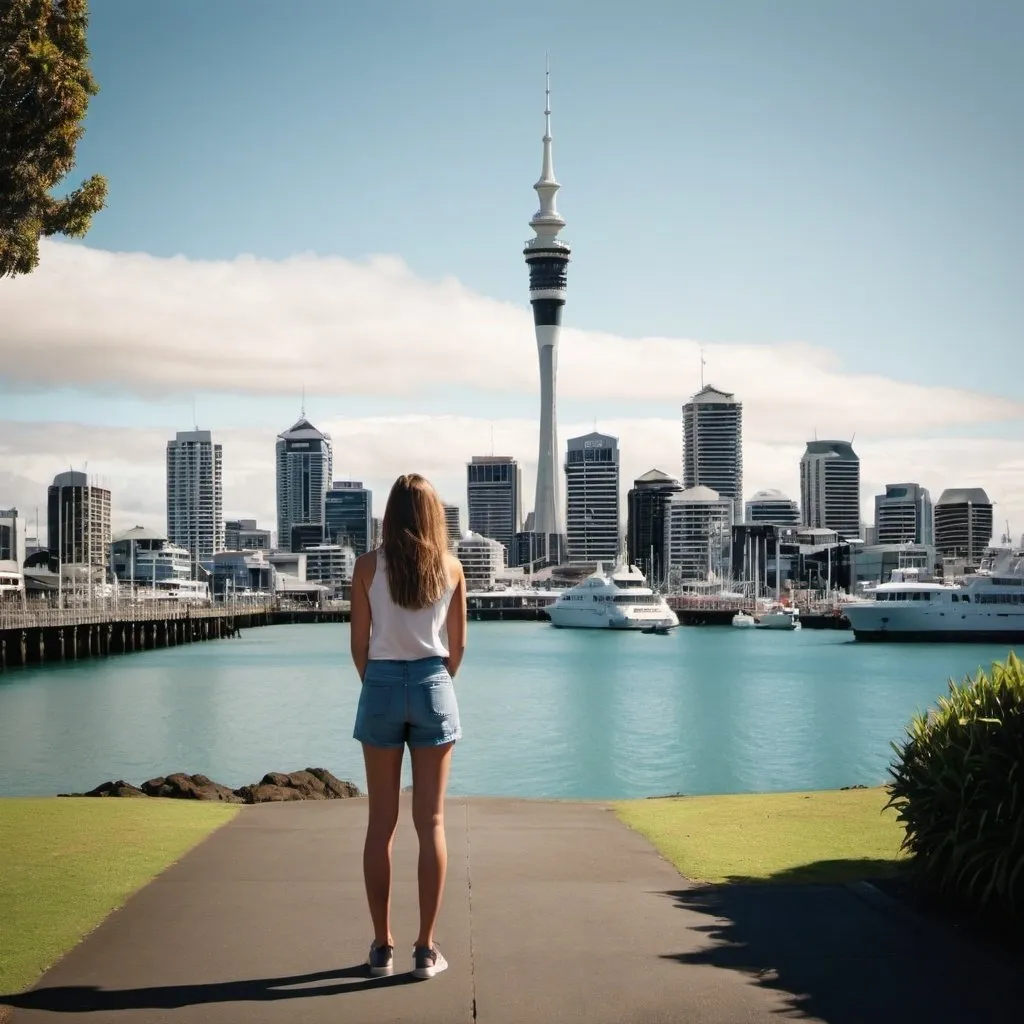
[[661, 859, 1024, 1024], [0, 965, 418, 1014]]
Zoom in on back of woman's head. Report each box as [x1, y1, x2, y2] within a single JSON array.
[[380, 474, 450, 610]]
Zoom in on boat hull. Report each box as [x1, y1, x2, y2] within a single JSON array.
[[852, 629, 1024, 643], [845, 602, 1024, 643]]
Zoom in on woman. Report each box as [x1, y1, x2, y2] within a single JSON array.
[[350, 473, 467, 981]]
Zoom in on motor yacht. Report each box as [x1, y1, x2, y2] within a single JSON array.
[[546, 563, 679, 630]]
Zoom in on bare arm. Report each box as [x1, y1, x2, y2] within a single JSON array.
[[349, 552, 374, 681], [445, 558, 467, 679]]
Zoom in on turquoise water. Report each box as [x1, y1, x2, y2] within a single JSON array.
[[0, 623, 1016, 799]]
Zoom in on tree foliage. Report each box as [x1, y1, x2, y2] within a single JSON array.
[[0, 0, 106, 278]]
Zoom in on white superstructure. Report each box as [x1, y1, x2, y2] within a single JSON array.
[[546, 563, 678, 630], [843, 550, 1024, 642]]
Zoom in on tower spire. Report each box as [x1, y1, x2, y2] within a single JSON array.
[[530, 57, 565, 242]]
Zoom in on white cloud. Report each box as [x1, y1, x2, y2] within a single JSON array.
[[0, 242, 1021, 448], [2, 417, 1022, 542]]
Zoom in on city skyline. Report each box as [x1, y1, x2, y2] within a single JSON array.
[[1, 3, 1022, 534]]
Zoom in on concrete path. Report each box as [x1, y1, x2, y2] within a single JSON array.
[[4, 798, 1023, 1023]]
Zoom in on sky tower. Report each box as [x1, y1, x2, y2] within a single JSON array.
[[523, 62, 570, 549]]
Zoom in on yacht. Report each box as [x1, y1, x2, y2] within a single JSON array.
[[756, 604, 801, 631], [731, 611, 756, 629], [546, 563, 679, 631], [843, 551, 1024, 642]]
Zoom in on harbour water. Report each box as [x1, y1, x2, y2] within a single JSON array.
[[0, 622, 1017, 800]]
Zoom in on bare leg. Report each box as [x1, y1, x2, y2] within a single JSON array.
[[410, 742, 454, 950], [362, 744, 404, 947]]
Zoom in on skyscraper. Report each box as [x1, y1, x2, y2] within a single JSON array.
[[800, 440, 861, 540], [745, 489, 801, 526], [523, 64, 570, 559], [664, 486, 734, 583], [682, 385, 743, 523], [874, 483, 933, 546], [565, 432, 620, 565], [275, 416, 332, 553], [626, 469, 682, 584], [166, 429, 224, 576], [46, 471, 111, 577], [443, 504, 461, 543], [467, 456, 521, 556], [934, 488, 993, 567], [325, 481, 373, 555]]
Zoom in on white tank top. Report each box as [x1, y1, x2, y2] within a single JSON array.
[[367, 549, 453, 661]]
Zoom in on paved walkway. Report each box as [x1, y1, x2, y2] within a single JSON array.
[[4, 798, 1023, 1023]]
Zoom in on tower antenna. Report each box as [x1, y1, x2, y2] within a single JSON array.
[[301, 384, 306, 418], [700, 348, 706, 390]]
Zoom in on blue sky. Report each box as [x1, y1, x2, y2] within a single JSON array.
[[1, 0, 1022, 529]]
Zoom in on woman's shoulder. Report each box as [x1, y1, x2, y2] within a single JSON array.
[[353, 549, 379, 579], [444, 551, 464, 584]]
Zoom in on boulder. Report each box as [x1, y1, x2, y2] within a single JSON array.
[[236, 784, 308, 804], [83, 780, 147, 798], [142, 772, 243, 804]]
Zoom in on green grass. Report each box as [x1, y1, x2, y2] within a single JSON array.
[[615, 787, 906, 885], [0, 798, 239, 994]]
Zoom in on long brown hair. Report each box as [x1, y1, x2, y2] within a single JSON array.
[[380, 473, 450, 610]]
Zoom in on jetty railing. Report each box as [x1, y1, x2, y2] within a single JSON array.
[[0, 599, 275, 631]]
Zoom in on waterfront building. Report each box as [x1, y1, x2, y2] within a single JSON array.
[[290, 523, 325, 552], [664, 486, 734, 583], [0, 508, 26, 596], [854, 543, 934, 586], [46, 471, 111, 580], [626, 469, 682, 585], [304, 543, 355, 597], [110, 526, 193, 588], [166, 430, 224, 576], [324, 481, 372, 555], [682, 385, 744, 523], [371, 517, 383, 548], [523, 65, 570, 565], [800, 440, 861, 541], [276, 416, 332, 553], [224, 519, 271, 551], [874, 483, 933, 547], [443, 504, 461, 543], [565, 432, 620, 566], [467, 456, 521, 558], [212, 550, 275, 599], [745, 489, 800, 526], [934, 488, 993, 568], [269, 550, 307, 581], [456, 532, 506, 591]]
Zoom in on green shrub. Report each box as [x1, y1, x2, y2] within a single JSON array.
[[885, 651, 1024, 919]]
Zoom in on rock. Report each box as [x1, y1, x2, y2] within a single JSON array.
[[142, 772, 243, 803], [236, 784, 308, 804], [840, 784, 868, 791], [82, 780, 147, 798], [307, 767, 361, 799]]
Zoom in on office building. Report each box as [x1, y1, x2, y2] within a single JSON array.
[[166, 429, 224, 575], [467, 456, 521, 556], [874, 483, 933, 546], [456, 532, 505, 590], [626, 469, 682, 584], [325, 481, 372, 555], [444, 504, 461, 542], [665, 486, 734, 583], [0, 508, 26, 595], [304, 543, 356, 597], [565, 432, 620, 566], [276, 416, 332, 553], [800, 440, 861, 540], [46, 471, 111, 576], [224, 519, 271, 551], [745, 489, 800, 526], [523, 66, 570, 553], [934, 488, 993, 568], [682, 385, 743, 523]]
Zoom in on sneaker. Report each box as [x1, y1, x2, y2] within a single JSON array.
[[412, 944, 448, 980], [367, 941, 394, 977]]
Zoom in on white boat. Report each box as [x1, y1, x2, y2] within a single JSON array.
[[755, 605, 801, 630], [731, 611, 756, 629], [546, 563, 679, 631], [843, 549, 1024, 642]]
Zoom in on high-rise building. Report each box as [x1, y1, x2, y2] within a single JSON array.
[[800, 440, 861, 540], [664, 486, 734, 583], [565, 432, 620, 566], [0, 507, 26, 594], [934, 488, 993, 567], [874, 483, 933, 546], [443, 504, 461, 542], [304, 543, 356, 596], [523, 65, 570, 561], [166, 429, 224, 576], [682, 385, 743, 523], [456, 532, 506, 591], [745, 489, 800, 526], [467, 456, 521, 556], [46, 471, 111, 577], [626, 469, 682, 584], [224, 519, 271, 551], [276, 416, 332, 553], [325, 481, 373, 556]]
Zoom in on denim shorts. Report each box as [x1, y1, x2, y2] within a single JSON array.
[[353, 657, 462, 749]]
